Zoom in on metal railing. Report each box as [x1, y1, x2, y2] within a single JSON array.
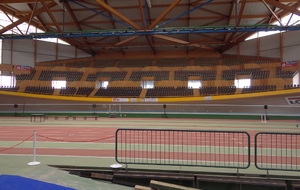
[[115, 129, 251, 169], [1, 103, 300, 117], [255, 132, 300, 171]]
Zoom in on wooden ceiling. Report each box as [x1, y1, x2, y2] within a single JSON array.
[[0, 0, 299, 57]]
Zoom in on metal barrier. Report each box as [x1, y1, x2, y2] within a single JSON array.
[[255, 132, 300, 171], [1, 103, 300, 116], [115, 129, 250, 169]]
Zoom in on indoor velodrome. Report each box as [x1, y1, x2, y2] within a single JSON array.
[[1, 0, 300, 190]]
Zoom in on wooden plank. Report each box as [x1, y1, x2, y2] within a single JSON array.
[[91, 173, 113, 181], [134, 185, 153, 190], [150, 180, 201, 190]]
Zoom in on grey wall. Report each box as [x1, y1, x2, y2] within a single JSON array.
[[224, 30, 300, 62], [2, 39, 90, 67]]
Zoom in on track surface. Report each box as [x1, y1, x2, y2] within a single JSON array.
[[0, 117, 299, 160]]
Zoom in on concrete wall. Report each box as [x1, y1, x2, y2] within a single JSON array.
[[2, 39, 90, 67], [224, 30, 300, 62]]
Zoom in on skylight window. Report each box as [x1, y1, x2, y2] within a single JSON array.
[[246, 9, 300, 41], [0, 11, 69, 45]]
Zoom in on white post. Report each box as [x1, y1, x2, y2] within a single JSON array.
[[27, 130, 41, 166], [261, 114, 267, 123]]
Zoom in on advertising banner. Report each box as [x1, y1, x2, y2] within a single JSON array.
[[286, 96, 300, 105], [15, 65, 32, 70], [281, 61, 297, 67]]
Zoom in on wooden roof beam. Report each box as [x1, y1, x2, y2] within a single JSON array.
[[27, 3, 48, 31], [153, 35, 216, 50], [261, 0, 283, 25], [0, 0, 51, 3], [262, 0, 300, 16], [103, 0, 125, 55], [148, 0, 182, 29], [40, 0, 62, 32], [222, 2, 300, 53], [93, 0, 142, 30], [0, 1, 57, 34], [138, 0, 156, 54], [224, 0, 247, 44]]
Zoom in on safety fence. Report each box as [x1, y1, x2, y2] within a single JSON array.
[[115, 129, 251, 169], [0, 130, 115, 165], [1, 129, 300, 172], [1, 103, 300, 117], [255, 132, 300, 171]]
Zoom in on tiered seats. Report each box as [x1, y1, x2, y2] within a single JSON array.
[[0, 86, 19, 92], [86, 71, 127, 81], [156, 58, 189, 67], [59, 87, 77, 96], [199, 86, 217, 96], [222, 68, 262, 80], [251, 70, 270, 79], [16, 70, 36, 80], [222, 57, 272, 65], [66, 60, 90, 68], [24, 86, 54, 95], [174, 70, 216, 81], [198, 86, 236, 96], [94, 87, 142, 97], [118, 59, 152, 67], [75, 87, 94, 97], [38, 70, 83, 81], [223, 57, 252, 65], [217, 86, 236, 95], [93, 59, 116, 68], [284, 84, 300, 90], [275, 67, 294, 78], [146, 87, 193, 97], [194, 57, 219, 66], [242, 85, 276, 93], [129, 71, 169, 81]]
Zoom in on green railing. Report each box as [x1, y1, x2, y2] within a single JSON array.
[[255, 132, 300, 171], [115, 129, 251, 169]]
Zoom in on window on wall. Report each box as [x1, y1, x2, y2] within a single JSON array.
[[142, 81, 154, 89], [188, 80, 202, 89], [96, 81, 109, 89], [293, 72, 299, 86], [52, 80, 66, 89], [0, 71, 16, 87], [234, 78, 251, 88]]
